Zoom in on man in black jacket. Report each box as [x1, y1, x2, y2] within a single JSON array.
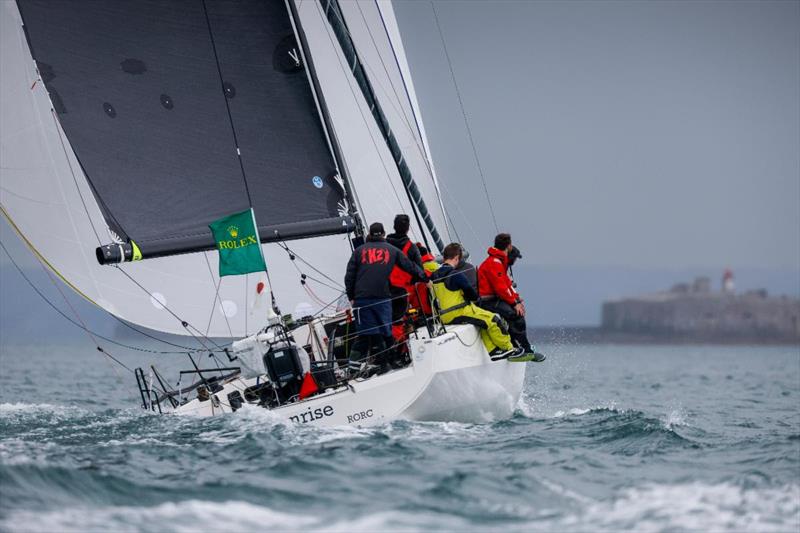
[[344, 222, 425, 376]]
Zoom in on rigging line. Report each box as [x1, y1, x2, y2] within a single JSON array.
[[50, 110, 102, 246], [52, 113, 203, 352], [276, 238, 344, 289], [202, 252, 234, 338], [313, 1, 405, 213], [437, 177, 481, 246], [322, 1, 453, 244], [0, 240, 190, 356], [320, 1, 435, 252], [277, 242, 343, 293], [263, 266, 280, 316], [303, 273, 344, 293], [312, 293, 343, 318], [355, 2, 424, 152], [112, 265, 229, 353], [430, 1, 499, 233], [200, 0, 253, 206], [327, 3, 433, 176], [35, 253, 122, 379], [1, 203, 199, 351], [303, 283, 330, 308], [361, 1, 454, 243], [45, 94, 128, 243]]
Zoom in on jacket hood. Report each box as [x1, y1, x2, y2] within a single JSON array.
[[386, 233, 410, 246], [487, 247, 508, 267]]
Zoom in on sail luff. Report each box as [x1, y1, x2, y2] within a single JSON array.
[[318, 0, 445, 253]]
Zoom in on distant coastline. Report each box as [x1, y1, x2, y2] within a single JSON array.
[[529, 272, 800, 346], [529, 326, 800, 346]]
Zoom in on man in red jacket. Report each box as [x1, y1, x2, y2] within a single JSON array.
[[478, 233, 545, 362]]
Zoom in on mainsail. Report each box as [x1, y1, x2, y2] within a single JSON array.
[[16, 0, 354, 263], [1, 0, 452, 338]]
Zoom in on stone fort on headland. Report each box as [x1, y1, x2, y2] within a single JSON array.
[[601, 272, 800, 344]]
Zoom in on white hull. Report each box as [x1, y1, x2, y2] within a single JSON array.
[[172, 324, 526, 427]]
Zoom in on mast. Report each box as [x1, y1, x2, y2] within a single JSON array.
[[318, 0, 445, 253]]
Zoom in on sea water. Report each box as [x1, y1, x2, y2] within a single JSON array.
[[0, 341, 798, 532]]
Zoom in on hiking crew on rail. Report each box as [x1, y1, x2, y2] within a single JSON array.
[[477, 233, 546, 363], [431, 243, 523, 360]]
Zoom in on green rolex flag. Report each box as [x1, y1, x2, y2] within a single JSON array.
[[209, 208, 267, 277]]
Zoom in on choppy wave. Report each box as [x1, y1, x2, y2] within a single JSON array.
[[567, 482, 800, 532], [3, 482, 798, 533], [1, 345, 798, 531]]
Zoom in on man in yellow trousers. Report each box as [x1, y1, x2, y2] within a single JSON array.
[[431, 243, 523, 360]]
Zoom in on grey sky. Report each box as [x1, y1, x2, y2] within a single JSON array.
[[395, 0, 800, 270]]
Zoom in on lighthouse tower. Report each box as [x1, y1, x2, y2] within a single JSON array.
[[722, 269, 735, 293]]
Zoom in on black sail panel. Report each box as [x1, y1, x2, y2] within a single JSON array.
[[205, 0, 345, 228], [17, 0, 349, 258]]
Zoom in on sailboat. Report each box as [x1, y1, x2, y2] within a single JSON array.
[[1, 0, 530, 427]]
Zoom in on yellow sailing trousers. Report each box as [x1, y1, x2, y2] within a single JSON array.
[[439, 302, 514, 353]]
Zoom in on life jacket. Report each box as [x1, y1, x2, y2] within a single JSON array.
[[388, 240, 413, 289], [415, 253, 439, 315], [421, 253, 439, 275], [478, 247, 520, 306], [431, 269, 469, 323]]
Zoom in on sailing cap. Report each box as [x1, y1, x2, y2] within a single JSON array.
[[369, 222, 385, 237]]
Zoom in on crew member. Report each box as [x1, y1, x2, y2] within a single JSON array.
[[417, 243, 440, 275], [386, 214, 423, 343], [478, 233, 545, 362], [344, 222, 425, 376], [454, 252, 478, 293], [414, 243, 439, 317], [431, 243, 523, 359]]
